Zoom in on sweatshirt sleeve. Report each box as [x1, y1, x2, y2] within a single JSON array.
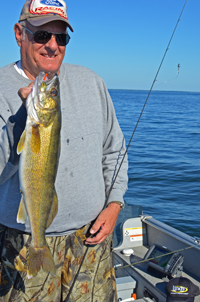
[[101, 81, 128, 206], [0, 105, 27, 185]]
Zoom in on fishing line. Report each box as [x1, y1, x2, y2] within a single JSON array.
[[115, 240, 200, 271], [106, 0, 188, 202], [67, 1, 188, 298], [154, 64, 181, 88], [154, 75, 178, 88]]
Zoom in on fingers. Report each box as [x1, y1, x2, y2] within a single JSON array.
[[18, 82, 34, 107], [85, 204, 121, 245], [85, 227, 109, 245], [90, 218, 102, 235], [85, 216, 111, 245], [85, 217, 105, 245]]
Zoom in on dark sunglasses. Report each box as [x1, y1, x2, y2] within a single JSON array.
[[22, 26, 70, 46]]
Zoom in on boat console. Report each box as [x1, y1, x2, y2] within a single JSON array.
[[113, 204, 200, 302]]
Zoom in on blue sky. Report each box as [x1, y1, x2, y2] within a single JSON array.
[[1, 0, 199, 92]]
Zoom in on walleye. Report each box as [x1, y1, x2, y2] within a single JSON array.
[[17, 71, 61, 279]]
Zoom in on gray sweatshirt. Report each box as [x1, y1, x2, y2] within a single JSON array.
[[0, 63, 128, 236]]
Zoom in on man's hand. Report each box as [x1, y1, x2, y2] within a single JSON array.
[[85, 202, 121, 245], [18, 82, 34, 107]]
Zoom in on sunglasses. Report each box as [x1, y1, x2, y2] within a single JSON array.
[[22, 26, 70, 46]]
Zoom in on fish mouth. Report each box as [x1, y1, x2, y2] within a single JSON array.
[[38, 71, 58, 86]]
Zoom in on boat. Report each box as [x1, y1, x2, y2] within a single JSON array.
[[113, 203, 200, 301]]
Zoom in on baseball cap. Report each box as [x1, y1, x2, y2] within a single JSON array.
[[18, 0, 73, 32], [166, 277, 200, 302]]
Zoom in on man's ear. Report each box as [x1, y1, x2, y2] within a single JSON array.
[[14, 23, 23, 47]]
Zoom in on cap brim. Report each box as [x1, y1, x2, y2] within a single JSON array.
[[27, 15, 73, 32], [167, 297, 194, 302]]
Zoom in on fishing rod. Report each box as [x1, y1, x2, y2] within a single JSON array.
[[66, 1, 188, 299], [106, 0, 188, 202]]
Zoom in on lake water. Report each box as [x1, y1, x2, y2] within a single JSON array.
[[109, 89, 200, 237]]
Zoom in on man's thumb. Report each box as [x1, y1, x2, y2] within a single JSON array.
[[90, 218, 102, 234]]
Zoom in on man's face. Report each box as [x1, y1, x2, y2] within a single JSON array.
[[15, 20, 67, 80]]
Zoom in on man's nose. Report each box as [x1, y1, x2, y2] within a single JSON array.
[[46, 34, 58, 50]]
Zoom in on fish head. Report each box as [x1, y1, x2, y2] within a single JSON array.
[[28, 71, 61, 127], [37, 71, 60, 110]]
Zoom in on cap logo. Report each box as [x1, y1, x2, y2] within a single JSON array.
[[171, 285, 188, 294], [29, 0, 68, 20], [40, 0, 63, 7]]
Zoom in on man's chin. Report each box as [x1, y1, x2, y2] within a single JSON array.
[[38, 67, 60, 77], [43, 67, 60, 75]]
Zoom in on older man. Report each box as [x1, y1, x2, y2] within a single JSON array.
[[0, 0, 128, 301]]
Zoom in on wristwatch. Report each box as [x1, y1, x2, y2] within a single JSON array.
[[109, 201, 124, 211]]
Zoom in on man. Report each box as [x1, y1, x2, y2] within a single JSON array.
[[0, 0, 128, 301]]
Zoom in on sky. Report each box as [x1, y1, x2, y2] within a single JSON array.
[[1, 0, 199, 92]]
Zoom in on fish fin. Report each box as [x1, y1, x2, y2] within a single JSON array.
[[31, 125, 41, 154], [17, 130, 26, 154], [17, 194, 28, 224], [27, 245, 55, 279], [46, 190, 58, 229]]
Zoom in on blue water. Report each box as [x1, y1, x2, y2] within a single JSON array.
[[109, 90, 200, 237]]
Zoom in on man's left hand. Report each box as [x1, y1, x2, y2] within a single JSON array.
[[85, 202, 121, 245]]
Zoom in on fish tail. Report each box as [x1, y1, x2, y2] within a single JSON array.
[[27, 245, 55, 279]]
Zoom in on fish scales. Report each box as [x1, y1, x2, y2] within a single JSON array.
[[22, 120, 60, 243], [17, 71, 61, 279]]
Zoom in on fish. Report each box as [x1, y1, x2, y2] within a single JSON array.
[[17, 71, 61, 279]]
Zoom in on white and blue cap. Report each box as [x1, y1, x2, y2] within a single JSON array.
[[166, 277, 200, 302], [18, 0, 73, 32]]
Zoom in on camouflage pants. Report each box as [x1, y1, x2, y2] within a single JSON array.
[[0, 223, 117, 302]]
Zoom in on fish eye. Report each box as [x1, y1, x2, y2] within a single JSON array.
[[51, 88, 57, 97]]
